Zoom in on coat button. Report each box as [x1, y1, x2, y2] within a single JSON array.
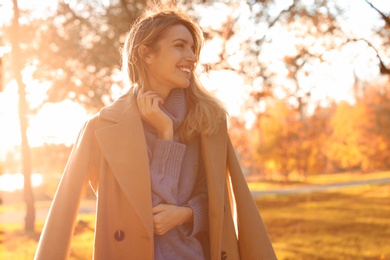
[[114, 230, 125, 241], [221, 250, 227, 260]]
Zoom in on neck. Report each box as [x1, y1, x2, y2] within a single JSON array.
[[145, 75, 171, 100], [149, 85, 170, 100]]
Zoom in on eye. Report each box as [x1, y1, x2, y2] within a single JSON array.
[[175, 43, 185, 48]]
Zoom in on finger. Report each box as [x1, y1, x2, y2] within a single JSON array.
[[137, 88, 157, 101], [152, 204, 163, 214], [140, 94, 162, 109], [138, 92, 158, 108], [152, 204, 166, 214], [153, 215, 166, 235], [139, 93, 161, 105], [137, 94, 147, 113], [152, 97, 163, 109], [146, 97, 162, 113]]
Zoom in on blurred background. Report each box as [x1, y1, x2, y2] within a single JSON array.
[[0, 0, 389, 259]]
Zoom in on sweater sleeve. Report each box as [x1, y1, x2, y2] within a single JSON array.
[[149, 139, 186, 205], [179, 159, 209, 238]]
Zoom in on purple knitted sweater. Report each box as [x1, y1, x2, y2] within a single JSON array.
[[142, 89, 209, 260]]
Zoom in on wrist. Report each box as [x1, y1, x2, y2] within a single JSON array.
[[158, 128, 173, 141], [180, 206, 193, 224]]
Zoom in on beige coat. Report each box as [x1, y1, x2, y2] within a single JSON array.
[[34, 93, 277, 260]]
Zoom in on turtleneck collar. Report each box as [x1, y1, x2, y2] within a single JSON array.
[[160, 88, 186, 131], [142, 88, 186, 133]]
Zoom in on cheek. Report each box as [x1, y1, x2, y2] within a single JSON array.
[[170, 50, 184, 61]]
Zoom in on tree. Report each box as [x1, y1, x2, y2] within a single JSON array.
[[252, 98, 332, 180], [326, 85, 390, 172], [363, 0, 390, 75], [32, 0, 147, 111], [360, 82, 390, 169], [253, 100, 299, 180], [8, 0, 35, 232], [228, 116, 259, 177]]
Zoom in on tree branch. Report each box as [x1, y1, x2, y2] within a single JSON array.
[[364, 0, 390, 27], [257, 0, 297, 46], [345, 38, 390, 75]]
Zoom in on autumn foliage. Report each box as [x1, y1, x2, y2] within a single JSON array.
[[232, 80, 390, 180]]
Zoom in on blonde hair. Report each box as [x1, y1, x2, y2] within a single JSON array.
[[122, 7, 226, 140]]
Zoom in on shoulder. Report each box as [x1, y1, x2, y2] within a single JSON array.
[[86, 91, 137, 125], [98, 91, 135, 122], [200, 116, 228, 150], [77, 92, 135, 134], [212, 116, 228, 136]]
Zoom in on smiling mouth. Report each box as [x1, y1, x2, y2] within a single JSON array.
[[178, 66, 191, 77]]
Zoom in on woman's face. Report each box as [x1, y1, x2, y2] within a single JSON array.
[[144, 24, 197, 99]]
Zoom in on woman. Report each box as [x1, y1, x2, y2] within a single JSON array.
[[34, 7, 276, 260]]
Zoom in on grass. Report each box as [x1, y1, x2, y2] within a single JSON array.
[[1, 171, 389, 259], [0, 222, 41, 260], [0, 214, 95, 260], [68, 214, 95, 260], [256, 184, 390, 259]]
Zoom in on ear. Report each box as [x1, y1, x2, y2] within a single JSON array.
[[138, 45, 152, 64]]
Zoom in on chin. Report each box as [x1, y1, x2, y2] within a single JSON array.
[[176, 81, 191, 89]]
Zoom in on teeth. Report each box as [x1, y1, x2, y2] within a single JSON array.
[[179, 67, 191, 73]]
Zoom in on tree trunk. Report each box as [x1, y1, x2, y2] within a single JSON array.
[[10, 0, 36, 232]]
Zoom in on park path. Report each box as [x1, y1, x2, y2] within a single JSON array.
[[250, 177, 390, 197], [1, 178, 390, 224]]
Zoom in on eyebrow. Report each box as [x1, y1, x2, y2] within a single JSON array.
[[173, 38, 194, 47]]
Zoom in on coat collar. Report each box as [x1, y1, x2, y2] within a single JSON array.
[[95, 92, 154, 238]]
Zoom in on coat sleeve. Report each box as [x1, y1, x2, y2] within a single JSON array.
[[34, 117, 98, 260], [226, 136, 277, 260]]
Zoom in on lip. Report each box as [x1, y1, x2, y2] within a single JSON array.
[[177, 66, 192, 78]]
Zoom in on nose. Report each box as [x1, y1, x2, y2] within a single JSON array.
[[187, 50, 197, 63]]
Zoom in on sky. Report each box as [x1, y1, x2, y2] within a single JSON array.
[[0, 0, 389, 159]]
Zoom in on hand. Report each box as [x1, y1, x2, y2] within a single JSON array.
[[152, 204, 193, 236], [137, 87, 173, 140]]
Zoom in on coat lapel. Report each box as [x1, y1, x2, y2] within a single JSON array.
[[200, 120, 228, 259], [95, 93, 153, 238]]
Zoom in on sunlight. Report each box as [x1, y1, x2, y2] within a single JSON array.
[[199, 36, 224, 64], [0, 173, 43, 192], [0, 0, 58, 26], [28, 100, 88, 147], [0, 81, 88, 158], [200, 69, 251, 117], [195, 3, 232, 30]]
